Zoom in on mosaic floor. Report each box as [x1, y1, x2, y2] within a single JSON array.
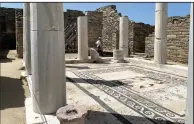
[[66, 64, 187, 124]]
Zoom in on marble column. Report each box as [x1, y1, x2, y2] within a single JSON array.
[[23, 3, 31, 74], [30, 3, 66, 114], [154, 3, 168, 64], [185, 3, 193, 124], [77, 16, 88, 60], [119, 16, 129, 57]]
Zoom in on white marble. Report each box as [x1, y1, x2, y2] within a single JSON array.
[[119, 16, 129, 57], [90, 48, 99, 60], [23, 3, 32, 74], [185, 3, 193, 124], [154, 3, 168, 64], [113, 49, 124, 61], [30, 3, 64, 31], [30, 3, 66, 114], [77, 16, 88, 60]]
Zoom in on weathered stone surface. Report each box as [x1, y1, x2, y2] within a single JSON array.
[[86, 11, 103, 49], [145, 15, 190, 64], [15, 8, 23, 58], [0, 7, 16, 50], [113, 49, 124, 60], [56, 105, 87, 124], [90, 48, 99, 60]]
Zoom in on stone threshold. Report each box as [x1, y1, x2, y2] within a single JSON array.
[[25, 75, 60, 124]]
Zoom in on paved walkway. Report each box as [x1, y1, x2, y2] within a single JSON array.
[[0, 50, 30, 124]]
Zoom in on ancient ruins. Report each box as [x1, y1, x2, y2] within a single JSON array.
[[0, 3, 193, 124], [0, 4, 190, 63]]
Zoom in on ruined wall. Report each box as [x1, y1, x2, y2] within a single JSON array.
[[133, 23, 154, 53], [0, 7, 16, 49], [0, 7, 15, 32], [96, 5, 153, 55], [145, 15, 190, 64], [86, 11, 103, 49], [64, 9, 85, 25], [15, 9, 23, 58], [96, 5, 121, 52], [64, 9, 85, 53]]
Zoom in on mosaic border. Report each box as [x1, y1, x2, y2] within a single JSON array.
[[82, 65, 187, 86], [72, 71, 185, 124]]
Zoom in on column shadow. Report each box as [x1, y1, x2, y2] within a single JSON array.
[[0, 76, 25, 110]]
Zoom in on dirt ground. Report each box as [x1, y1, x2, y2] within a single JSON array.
[[0, 50, 30, 124]]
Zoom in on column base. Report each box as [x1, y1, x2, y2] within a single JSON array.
[[113, 49, 124, 61]]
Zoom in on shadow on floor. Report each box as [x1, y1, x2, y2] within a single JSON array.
[[66, 77, 184, 124], [66, 65, 90, 69], [68, 77, 125, 87], [102, 52, 113, 57], [0, 58, 15, 63], [0, 76, 25, 110]]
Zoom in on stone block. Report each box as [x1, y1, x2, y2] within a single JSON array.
[[90, 48, 100, 60], [56, 105, 87, 124], [167, 35, 177, 39], [113, 49, 124, 60]]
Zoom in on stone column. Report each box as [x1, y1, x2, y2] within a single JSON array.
[[113, 31, 124, 61], [154, 3, 168, 64], [185, 3, 193, 124], [77, 16, 88, 60], [30, 3, 66, 114], [119, 16, 129, 57], [23, 3, 31, 74]]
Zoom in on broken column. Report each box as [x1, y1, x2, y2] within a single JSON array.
[[23, 3, 31, 74], [77, 16, 88, 60], [154, 3, 168, 64], [185, 3, 193, 124], [56, 105, 87, 124], [30, 3, 66, 114], [119, 16, 129, 57]]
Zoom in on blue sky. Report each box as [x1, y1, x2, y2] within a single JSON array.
[[1, 3, 191, 25]]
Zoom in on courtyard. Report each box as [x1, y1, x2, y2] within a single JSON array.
[[0, 2, 193, 124], [21, 52, 187, 124]]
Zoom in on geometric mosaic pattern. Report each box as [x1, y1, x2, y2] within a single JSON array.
[[67, 65, 186, 124]]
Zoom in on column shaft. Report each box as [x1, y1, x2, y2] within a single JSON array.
[[77, 16, 88, 60], [154, 3, 168, 64], [23, 3, 31, 74], [119, 16, 129, 57], [30, 3, 66, 114], [185, 3, 193, 124]]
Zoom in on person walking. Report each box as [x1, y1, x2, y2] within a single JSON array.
[[96, 37, 103, 56]]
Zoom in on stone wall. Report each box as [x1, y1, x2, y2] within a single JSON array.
[[96, 5, 154, 55], [145, 15, 190, 64], [133, 23, 154, 53], [96, 5, 121, 52], [64, 9, 85, 26], [64, 10, 85, 53], [86, 11, 103, 49], [15, 9, 23, 58], [0, 7, 16, 50]]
